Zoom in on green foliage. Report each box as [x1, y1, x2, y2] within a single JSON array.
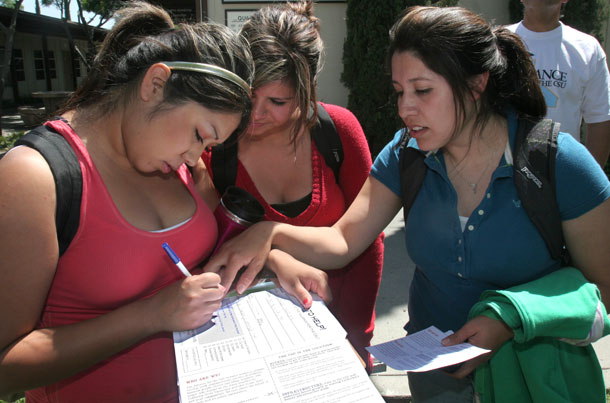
[[508, 0, 610, 43], [0, 0, 22, 8], [341, 0, 458, 156], [0, 130, 24, 152], [0, 394, 25, 403], [80, 0, 123, 26], [81, 0, 122, 16]]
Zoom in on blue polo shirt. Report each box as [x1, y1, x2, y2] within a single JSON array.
[[371, 111, 610, 334]]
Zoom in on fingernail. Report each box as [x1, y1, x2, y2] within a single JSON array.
[[302, 297, 310, 306], [236, 285, 245, 294]]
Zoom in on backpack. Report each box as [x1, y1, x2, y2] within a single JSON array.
[[399, 116, 566, 262], [210, 103, 343, 196], [0, 123, 82, 256]]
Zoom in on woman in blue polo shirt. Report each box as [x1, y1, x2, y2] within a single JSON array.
[[205, 6, 610, 402]]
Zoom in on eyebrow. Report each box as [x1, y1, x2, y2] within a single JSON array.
[[392, 77, 432, 85], [270, 96, 293, 102]]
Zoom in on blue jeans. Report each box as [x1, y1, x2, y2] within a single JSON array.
[[408, 369, 475, 403]]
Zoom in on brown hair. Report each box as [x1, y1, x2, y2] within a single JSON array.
[[240, 0, 323, 143]]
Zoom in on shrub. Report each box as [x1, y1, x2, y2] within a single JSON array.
[[0, 131, 25, 152], [341, 0, 458, 157]]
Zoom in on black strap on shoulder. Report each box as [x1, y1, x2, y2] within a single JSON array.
[[210, 131, 239, 197], [210, 102, 344, 194], [398, 130, 427, 224], [311, 103, 343, 184], [12, 125, 82, 255], [513, 116, 565, 262], [398, 117, 565, 263]]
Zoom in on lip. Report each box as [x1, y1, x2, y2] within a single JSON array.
[[161, 161, 174, 174], [248, 121, 266, 130], [407, 126, 427, 138]]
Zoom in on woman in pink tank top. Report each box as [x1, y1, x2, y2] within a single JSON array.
[[0, 3, 329, 402]]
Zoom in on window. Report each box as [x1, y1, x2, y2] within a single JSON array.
[[47, 51, 56, 79], [34, 50, 44, 79], [72, 52, 81, 77], [33, 49, 57, 80], [12, 48, 25, 81]]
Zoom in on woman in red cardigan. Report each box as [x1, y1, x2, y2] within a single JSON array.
[[200, 0, 384, 372]]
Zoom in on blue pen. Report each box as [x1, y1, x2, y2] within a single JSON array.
[[162, 242, 192, 277]]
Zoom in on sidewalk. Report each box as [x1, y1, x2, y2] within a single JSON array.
[[369, 211, 413, 401], [370, 210, 610, 401]]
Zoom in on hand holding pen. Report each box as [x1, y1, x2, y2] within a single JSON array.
[[164, 241, 278, 299], [149, 242, 225, 331], [162, 242, 192, 277]]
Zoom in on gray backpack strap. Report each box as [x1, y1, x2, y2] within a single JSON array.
[[513, 116, 565, 262]]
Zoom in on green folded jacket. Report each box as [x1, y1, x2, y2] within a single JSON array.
[[469, 267, 610, 403]]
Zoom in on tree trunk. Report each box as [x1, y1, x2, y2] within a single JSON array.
[[0, 0, 24, 137]]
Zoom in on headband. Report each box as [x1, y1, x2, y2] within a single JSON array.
[[162, 61, 251, 96]]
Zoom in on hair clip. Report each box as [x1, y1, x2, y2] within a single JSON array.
[[162, 61, 251, 96]]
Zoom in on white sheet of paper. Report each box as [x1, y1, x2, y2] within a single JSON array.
[[366, 325, 490, 372], [175, 338, 384, 403], [173, 288, 383, 402]]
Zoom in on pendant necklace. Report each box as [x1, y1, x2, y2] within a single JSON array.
[[447, 154, 494, 194]]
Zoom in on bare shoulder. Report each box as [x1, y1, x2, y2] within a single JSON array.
[[0, 145, 57, 210], [0, 145, 61, 349]]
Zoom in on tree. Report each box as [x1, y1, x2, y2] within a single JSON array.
[[75, 0, 122, 67], [41, 0, 119, 71], [79, 0, 122, 28], [42, 0, 71, 20], [341, 0, 458, 157], [0, 0, 24, 136], [0, 0, 23, 8]]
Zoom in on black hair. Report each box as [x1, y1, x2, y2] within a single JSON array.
[[61, 1, 254, 133], [388, 6, 545, 137]]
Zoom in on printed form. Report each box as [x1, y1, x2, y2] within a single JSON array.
[[367, 325, 490, 372], [173, 288, 384, 403]]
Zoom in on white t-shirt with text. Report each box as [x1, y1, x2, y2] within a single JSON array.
[[507, 21, 610, 141]]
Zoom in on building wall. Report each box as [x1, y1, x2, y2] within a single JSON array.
[[206, 1, 348, 106], [2, 31, 87, 103], [207, 0, 610, 109]]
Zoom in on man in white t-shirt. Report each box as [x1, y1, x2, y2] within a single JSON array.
[[507, 0, 610, 167]]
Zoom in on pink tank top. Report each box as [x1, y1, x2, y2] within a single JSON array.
[[27, 120, 218, 403]]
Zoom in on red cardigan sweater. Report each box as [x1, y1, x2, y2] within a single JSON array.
[[202, 103, 384, 369]]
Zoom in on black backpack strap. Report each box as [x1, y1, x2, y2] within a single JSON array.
[[13, 125, 82, 255], [513, 116, 565, 262], [311, 103, 343, 184], [210, 103, 344, 193], [210, 131, 239, 196], [398, 130, 428, 224]]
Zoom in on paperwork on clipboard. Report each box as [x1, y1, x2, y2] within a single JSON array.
[[173, 287, 384, 402]]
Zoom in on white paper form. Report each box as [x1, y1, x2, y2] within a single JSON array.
[[173, 288, 383, 402], [176, 338, 384, 403], [366, 325, 490, 372]]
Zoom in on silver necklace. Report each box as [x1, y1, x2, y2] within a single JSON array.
[[447, 154, 495, 194]]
